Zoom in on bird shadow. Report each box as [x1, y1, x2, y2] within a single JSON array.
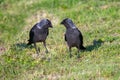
[[86, 39, 104, 51], [13, 42, 34, 50], [12, 39, 103, 52]]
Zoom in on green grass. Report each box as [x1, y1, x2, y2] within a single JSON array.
[[0, 0, 120, 80]]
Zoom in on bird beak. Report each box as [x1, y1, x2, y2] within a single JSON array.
[[60, 21, 64, 24], [50, 24, 53, 28]]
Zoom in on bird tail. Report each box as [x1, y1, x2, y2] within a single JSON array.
[[27, 40, 32, 45], [80, 45, 86, 50]]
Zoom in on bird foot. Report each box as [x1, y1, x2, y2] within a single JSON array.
[[77, 53, 80, 58], [36, 52, 39, 56], [38, 47, 40, 52], [70, 54, 72, 58], [77, 55, 80, 58], [45, 50, 49, 54]]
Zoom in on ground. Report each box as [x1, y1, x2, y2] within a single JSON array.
[[0, 0, 120, 80]]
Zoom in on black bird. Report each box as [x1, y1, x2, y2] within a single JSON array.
[[61, 18, 86, 58], [27, 19, 52, 55]]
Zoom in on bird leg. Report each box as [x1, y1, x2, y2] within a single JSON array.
[[43, 41, 48, 53], [77, 49, 80, 58], [34, 43, 39, 56], [69, 47, 72, 58]]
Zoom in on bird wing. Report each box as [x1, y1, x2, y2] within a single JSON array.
[[78, 29, 83, 45], [47, 29, 49, 35], [29, 30, 34, 41], [65, 34, 67, 41]]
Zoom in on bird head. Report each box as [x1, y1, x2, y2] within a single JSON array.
[[46, 19, 53, 28], [60, 18, 76, 29], [60, 18, 69, 24], [39, 19, 53, 28]]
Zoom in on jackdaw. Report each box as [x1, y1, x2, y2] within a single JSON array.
[[61, 18, 86, 58], [27, 19, 52, 55]]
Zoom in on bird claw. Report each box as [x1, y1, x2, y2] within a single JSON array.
[[45, 50, 49, 54], [36, 53, 39, 57], [77, 54, 80, 58], [36, 51, 39, 55], [70, 54, 72, 58], [38, 47, 40, 52]]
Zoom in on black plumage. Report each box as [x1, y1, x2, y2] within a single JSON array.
[[61, 18, 86, 58], [27, 19, 52, 55]]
